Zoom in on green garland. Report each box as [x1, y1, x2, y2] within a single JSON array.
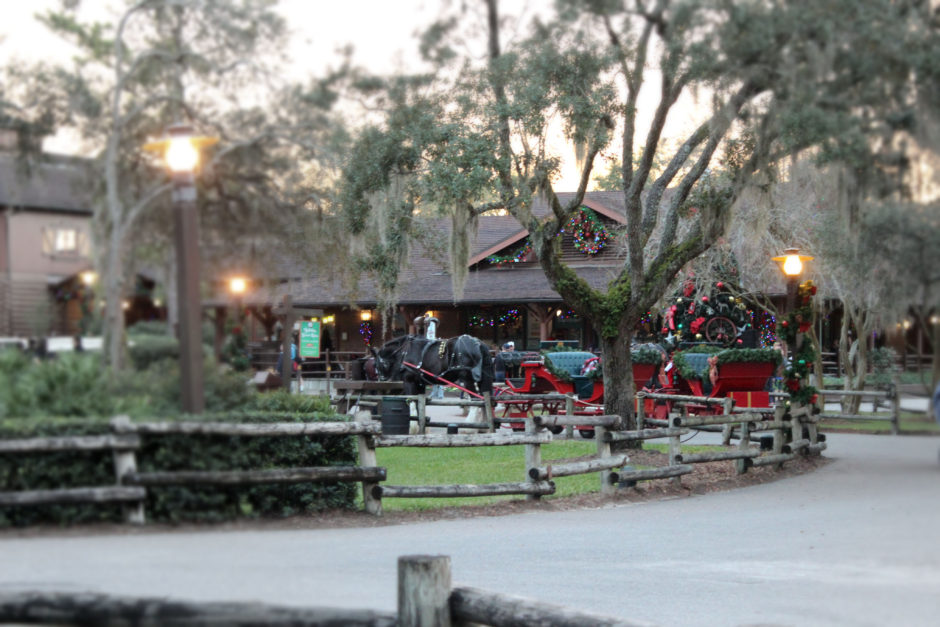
[[714, 348, 782, 367], [672, 349, 718, 380], [778, 280, 819, 405], [487, 207, 615, 265], [487, 241, 532, 265], [673, 347, 780, 381], [540, 350, 575, 382], [633, 346, 665, 365], [581, 347, 664, 381]]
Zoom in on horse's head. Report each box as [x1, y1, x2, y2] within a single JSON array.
[[371, 335, 410, 381]]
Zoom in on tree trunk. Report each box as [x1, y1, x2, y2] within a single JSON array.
[[839, 307, 869, 415], [601, 331, 639, 449], [102, 231, 128, 371]]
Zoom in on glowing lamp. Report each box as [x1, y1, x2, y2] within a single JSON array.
[[143, 123, 219, 175], [229, 277, 247, 295], [772, 248, 814, 277]]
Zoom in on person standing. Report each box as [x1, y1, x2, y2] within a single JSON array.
[[494, 341, 515, 382]]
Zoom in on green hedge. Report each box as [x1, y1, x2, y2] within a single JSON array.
[[128, 334, 181, 370], [0, 417, 118, 527], [0, 411, 357, 527]]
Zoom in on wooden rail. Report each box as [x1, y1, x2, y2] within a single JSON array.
[[637, 390, 824, 475], [0, 427, 146, 511], [2, 387, 828, 523], [0, 416, 387, 524], [0, 555, 642, 626], [815, 387, 900, 434]]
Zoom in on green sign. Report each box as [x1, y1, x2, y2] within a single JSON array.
[[299, 321, 321, 358]]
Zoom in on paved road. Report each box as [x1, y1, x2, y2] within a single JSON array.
[[2, 433, 939, 626]]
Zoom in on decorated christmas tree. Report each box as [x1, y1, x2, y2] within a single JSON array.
[[662, 281, 751, 346]]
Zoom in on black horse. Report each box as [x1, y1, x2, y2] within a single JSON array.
[[371, 334, 494, 396]]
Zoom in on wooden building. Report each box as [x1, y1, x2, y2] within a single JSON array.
[[0, 147, 95, 337], [216, 192, 634, 353]]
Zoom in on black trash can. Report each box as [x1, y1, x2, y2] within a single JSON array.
[[380, 397, 410, 435]]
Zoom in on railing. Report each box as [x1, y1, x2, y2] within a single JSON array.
[[356, 405, 628, 513], [639, 391, 826, 472], [2, 392, 828, 523], [0, 416, 385, 524], [0, 555, 642, 627], [246, 342, 361, 379], [0, 432, 146, 510], [815, 387, 900, 434]]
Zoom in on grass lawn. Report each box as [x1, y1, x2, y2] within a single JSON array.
[[371, 440, 600, 511], [820, 412, 940, 434], [367, 439, 738, 512]]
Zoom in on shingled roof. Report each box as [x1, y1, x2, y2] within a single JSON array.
[[0, 153, 94, 214], [239, 191, 631, 308]]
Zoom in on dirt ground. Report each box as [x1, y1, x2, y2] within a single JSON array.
[[0, 449, 830, 538]]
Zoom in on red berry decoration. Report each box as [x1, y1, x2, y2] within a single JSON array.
[[702, 296, 709, 303], [716, 282, 724, 289], [782, 320, 789, 328]]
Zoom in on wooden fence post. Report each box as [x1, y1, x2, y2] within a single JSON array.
[[482, 391, 495, 433], [773, 404, 786, 458], [790, 410, 803, 454], [398, 555, 452, 627], [635, 394, 644, 431], [669, 407, 683, 486], [721, 398, 735, 445], [109, 416, 145, 525], [355, 410, 382, 516], [564, 395, 575, 439], [525, 417, 542, 501], [736, 419, 751, 475], [416, 395, 427, 435], [595, 425, 615, 494]]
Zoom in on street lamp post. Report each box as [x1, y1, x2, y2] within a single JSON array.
[[773, 248, 813, 312], [145, 123, 218, 414], [772, 247, 814, 353], [229, 276, 247, 321]]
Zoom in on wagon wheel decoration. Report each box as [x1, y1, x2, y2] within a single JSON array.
[[705, 316, 737, 345]]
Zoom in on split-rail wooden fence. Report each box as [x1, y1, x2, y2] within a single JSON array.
[[639, 391, 827, 474], [815, 387, 900, 434], [0, 554, 646, 627], [0, 390, 825, 522]]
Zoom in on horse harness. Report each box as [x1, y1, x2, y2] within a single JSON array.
[[402, 337, 470, 386]]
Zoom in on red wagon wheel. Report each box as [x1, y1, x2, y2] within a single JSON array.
[[705, 316, 737, 344]]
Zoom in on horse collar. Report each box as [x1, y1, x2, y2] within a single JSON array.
[[414, 339, 440, 371]]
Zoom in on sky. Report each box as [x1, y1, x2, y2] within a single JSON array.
[[0, 0, 701, 192]]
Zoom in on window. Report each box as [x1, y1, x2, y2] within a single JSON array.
[[55, 228, 78, 253], [41, 225, 89, 258]]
